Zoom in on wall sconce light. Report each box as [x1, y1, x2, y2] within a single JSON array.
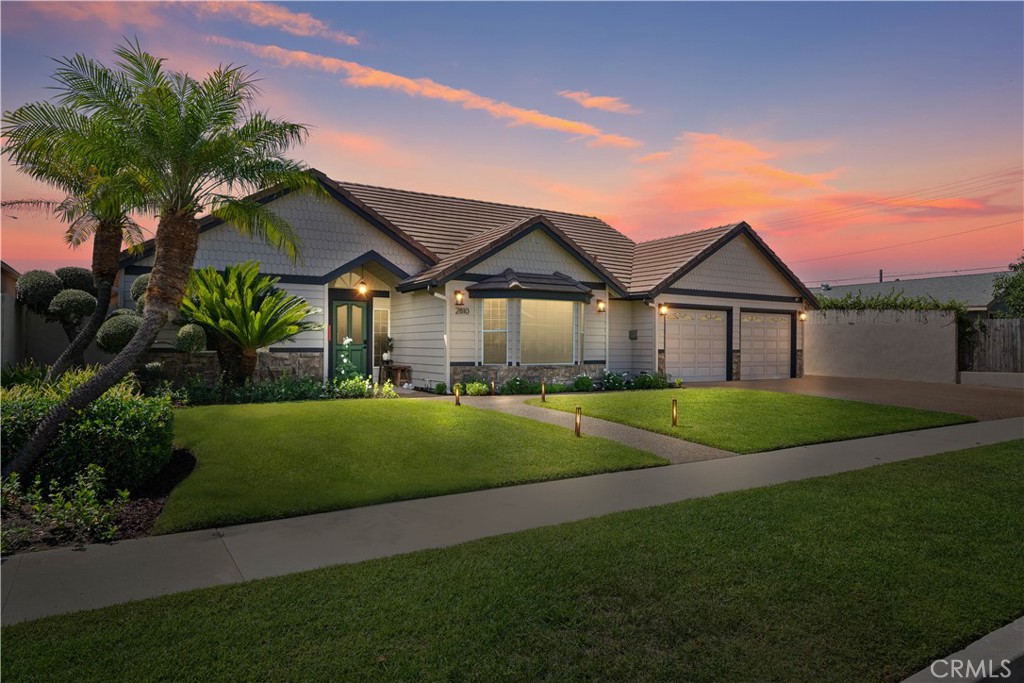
[[454, 290, 464, 306], [658, 304, 669, 316], [356, 280, 368, 296], [799, 311, 808, 321], [596, 299, 606, 313]]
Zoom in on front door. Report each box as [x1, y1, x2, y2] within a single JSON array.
[[331, 301, 368, 378]]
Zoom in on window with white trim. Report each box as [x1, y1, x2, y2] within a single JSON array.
[[482, 299, 508, 365]]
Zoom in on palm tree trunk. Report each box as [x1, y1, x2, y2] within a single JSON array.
[[5, 212, 199, 478], [240, 348, 258, 383], [216, 337, 244, 386], [46, 221, 122, 381]]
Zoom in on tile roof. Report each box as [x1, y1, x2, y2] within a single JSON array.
[[630, 224, 740, 294], [466, 269, 593, 298], [811, 272, 1005, 309]]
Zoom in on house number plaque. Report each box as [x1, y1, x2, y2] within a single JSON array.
[[454, 306, 472, 315]]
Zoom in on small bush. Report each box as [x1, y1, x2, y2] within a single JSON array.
[[15, 270, 63, 314], [545, 382, 571, 394], [435, 382, 447, 395], [0, 368, 174, 494], [465, 381, 490, 396], [1, 359, 46, 388], [108, 308, 141, 318], [501, 376, 541, 395], [48, 288, 97, 324], [601, 370, 627, 391], [130, 273, 150, 303], [176, 324, 207, 353], [173, 375, 399, 406], [572, 375, 594, 392], [96, 314, 142, 353], [629, 372, 670, 390], [55, 266, 97, 295]]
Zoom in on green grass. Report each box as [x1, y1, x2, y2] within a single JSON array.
[[154, 400, 665, 533], [5, 440, 1022, 682], [527, 387, 974, 453]]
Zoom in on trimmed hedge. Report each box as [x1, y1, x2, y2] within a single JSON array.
[[55, 266, 97, 295], [48, 289, 96, 322], [175, 324, 207, 353], [96, 314, 142, 353], [15, 270, 63, 314], [1, 371, 174, 494]]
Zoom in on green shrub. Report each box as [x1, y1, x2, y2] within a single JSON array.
[[130, 273, 150, 303], [174, 375, 399, 406], [0, 369, 174, 494], [96, 314, 142, 353], [465, 381, 490, 396], [629, 372, 670, 390], [435, 382, 447, 395], [108, 308, 140, 318], [15, 270, 63, 314], [501, 376, 541, 395], [572, 375, 594, 392], [601, 370, 627, 391], [1, 359, 46, 388], [176, 324, 207, 353], [55, 266, 97, 295], [545, 382, 571, 394], [48, 288, 97, 324]]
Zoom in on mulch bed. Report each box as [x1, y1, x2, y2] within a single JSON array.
[[1, 449, 195, 555]]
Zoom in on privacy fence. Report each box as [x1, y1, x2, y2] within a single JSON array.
[[960, 318, 1023, 373]]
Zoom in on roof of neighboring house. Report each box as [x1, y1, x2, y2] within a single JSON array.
[[811, 272, 1006, 309], [465, 269, 593, 301]]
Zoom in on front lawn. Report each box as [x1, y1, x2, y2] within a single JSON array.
[[155, 400, 665, 533], [528, 387, 974, 453], [5, 440, 1022, 682]]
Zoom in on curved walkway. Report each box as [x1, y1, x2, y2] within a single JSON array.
[[3, 417, 1020, 625]]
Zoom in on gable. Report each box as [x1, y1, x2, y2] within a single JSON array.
[[466, 229, 606, 283], [133, 192, 427, 277], [669, 233, 801, 297]]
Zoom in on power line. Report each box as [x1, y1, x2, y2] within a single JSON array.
[[804, 265, 1008, 285], [789, 219, 1023, 264]]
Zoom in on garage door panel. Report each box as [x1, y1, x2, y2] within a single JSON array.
[[664, 308, 728, 382], [740, 312, 792, 380]]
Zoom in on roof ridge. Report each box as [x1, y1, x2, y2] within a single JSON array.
[[335, 179, 608, 224], [636, 223, 741, 246]]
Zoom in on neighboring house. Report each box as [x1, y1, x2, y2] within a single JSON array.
[[812, 272, 1009, 319], [118, 171, 818, 389], [2, 261, 23, 364]]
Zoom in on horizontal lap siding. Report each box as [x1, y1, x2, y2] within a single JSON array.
[[270, 283, 325, 351], [583, 298, 607, 362], [467, 230, 602, 282], [390, 290, 445, 388], [608, 300, 632, 372], [632, 303, 656, 373], [447, 280, 478, 365]]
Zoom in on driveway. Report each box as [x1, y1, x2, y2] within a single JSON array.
[[702, 375, 1024, 421]]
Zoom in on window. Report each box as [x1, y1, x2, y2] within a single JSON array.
[[520, 300, 576, 364], [373, 308, 390, 366], [482, 299, 508, 364]]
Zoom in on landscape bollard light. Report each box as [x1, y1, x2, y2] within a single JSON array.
[[491, 380, 496, 396], [455, 384, 461, 406], [541, 381, 546, 402], [575, 407, 582, 437], [672, 398, 678, 428]]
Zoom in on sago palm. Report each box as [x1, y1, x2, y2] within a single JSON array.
[[2, 40, 323, 476], [181, 262, 321, 385]]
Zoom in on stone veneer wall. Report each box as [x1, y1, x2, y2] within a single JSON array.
[[795, 349, 804, 378], [143, 351, 324, 387], [450, 363, 605, 387], [731, 350, 742, 381]]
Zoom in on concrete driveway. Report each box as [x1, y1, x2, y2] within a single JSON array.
[[702, 375, 1024, 421]]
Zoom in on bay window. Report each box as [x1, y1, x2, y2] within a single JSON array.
[[520, 300, 576, 364]]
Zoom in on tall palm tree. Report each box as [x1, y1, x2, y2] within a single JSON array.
[[2, 40, 322, 476]]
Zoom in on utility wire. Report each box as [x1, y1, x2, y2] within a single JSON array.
[[789, 219, 1023, 264], [804, 265, 1008, 285]]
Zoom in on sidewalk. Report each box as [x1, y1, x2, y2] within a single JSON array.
[[2, 417, 1021, 625]]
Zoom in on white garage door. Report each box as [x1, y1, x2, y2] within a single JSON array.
[[664, 309, 728, 381], [741, 312, 792, 379]]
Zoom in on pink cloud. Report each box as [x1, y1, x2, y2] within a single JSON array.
[[9, 1, 164, 29], [311, 130, 419, 170], [558, 90, 640, 114], [196, 2, 359, 45], [209, 37, 643, 150]]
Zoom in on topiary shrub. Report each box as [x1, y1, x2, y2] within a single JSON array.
[[55, 266, 97, 295], [176, 324, 207, 353], [130, 273, 150, 303], [108, 308, 141, 318], [0, 369, 174, 494], [96, 314, 142, 353], [15, 270, 64, 314], [48, 289, 97, 325]]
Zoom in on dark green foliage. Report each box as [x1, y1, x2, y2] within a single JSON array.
[[107, 308, 141, 318], [173, 375, 398, 406], [130, 273, 150, 303], [501, 376, 541, 394], [629, 372, 669, 390], [134, 362, 166, 393], [465, 380, 491, 396], [15, 270, 64, 315], [175, 324, 207, 353], [96, 313, 142, 353], [991, 252, 1024, 318], [434, 382, 447, 395], [572, 375, 594, 392], [55, 266, 97, 295], [47, 288, 96, 324], [600, 370, 627, 391], [817, 290, 967, 313], [1, 359, 47, 388], [0, 370, 174, 494]]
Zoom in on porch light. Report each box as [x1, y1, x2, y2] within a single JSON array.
[[799, 311, 808, 321], [596, 299, 606, 313], [357, 280, 368, 297], [659, 304, 669, 316], [454, 290, 464, 306]]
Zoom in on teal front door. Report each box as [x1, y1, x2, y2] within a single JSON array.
[[332, 301, 368, 378]]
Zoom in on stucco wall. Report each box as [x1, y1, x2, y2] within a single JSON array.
[[803, 310, 957, 384]]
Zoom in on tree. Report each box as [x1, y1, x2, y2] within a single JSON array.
[[15, 268, 97, 367], [2, 40, 321, 477], [180, 262, 321, 385], [991, 252, 1024, 318]]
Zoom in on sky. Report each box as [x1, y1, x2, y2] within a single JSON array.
[[1, 1, 1021, 287]]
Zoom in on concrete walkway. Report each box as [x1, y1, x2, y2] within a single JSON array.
[[3, 417, 1020, 625]]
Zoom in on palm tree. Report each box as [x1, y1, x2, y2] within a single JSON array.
[[180, 262, 322, 385], [2, 40, 322, 477]]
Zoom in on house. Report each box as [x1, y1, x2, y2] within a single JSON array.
[[118, 171, 818, 389], [812, 272, 1009, 319]]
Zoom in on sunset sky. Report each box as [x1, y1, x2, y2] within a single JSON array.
[[2, 1, 1021, 286]]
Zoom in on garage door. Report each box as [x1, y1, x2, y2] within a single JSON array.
[[740, 312, 792, 379], [664, 309, 728, 381]]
